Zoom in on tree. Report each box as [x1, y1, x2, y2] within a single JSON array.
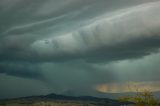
[[118, 90, 159, 106]]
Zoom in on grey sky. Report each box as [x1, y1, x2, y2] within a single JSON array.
[[0, 0, 160, 99]]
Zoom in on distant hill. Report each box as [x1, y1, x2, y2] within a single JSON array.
[[0, 93, 134, 106], [2, 93, 116, 102], [45, 93, 114, 101]]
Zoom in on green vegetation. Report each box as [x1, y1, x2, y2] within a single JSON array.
[[118, 90, 159, 106]]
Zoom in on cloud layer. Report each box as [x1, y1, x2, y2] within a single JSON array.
[[0, 0, 160, 98]]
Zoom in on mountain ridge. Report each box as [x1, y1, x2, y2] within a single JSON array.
[[0, 93, 135, 106], [1, 93, 115, 102]]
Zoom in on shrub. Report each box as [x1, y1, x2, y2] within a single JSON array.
[[118, 90, 159, 106]]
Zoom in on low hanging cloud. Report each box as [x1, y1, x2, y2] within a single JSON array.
[[0, 0, 160, 98], [0, 1, 160, 63], [0, 62, 43, 79]]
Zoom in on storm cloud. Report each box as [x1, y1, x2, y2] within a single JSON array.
[[0, 0, 160, 98]]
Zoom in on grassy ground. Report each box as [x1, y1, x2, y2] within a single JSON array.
[[0, 100, 99, 106]]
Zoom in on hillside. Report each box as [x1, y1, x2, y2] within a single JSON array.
[[0, 93, 133, 106]]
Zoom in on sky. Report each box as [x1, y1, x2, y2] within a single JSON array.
[[0, 0, 160, 99]]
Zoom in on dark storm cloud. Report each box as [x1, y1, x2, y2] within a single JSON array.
[[1, 1, 160, 63], [0, 0, 160, 98], [0, 62, 43, 79], [108, 52, 160, 82], [37, 60, 119, 96]]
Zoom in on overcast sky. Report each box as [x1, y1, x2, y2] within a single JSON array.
[[0, 0, 160, 99]]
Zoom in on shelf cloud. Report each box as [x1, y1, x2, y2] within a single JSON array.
[[0, 0, 160, 98]]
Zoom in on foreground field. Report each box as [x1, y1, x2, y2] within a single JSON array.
[[0, 100, 107, 106]]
